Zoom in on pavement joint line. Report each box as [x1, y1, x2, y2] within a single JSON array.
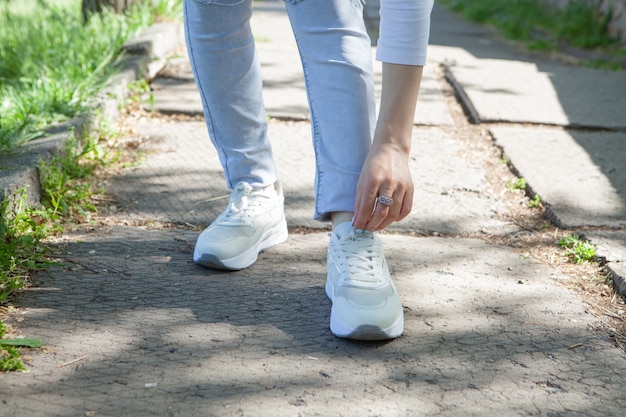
[[493, 136, 626, 296], [441, 63, 481, 125], [443, 64, 626, 133]]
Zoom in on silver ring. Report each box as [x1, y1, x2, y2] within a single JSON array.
[[377, 195, 393, 207]]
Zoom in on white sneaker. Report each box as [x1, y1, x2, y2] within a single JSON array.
[[326, 222, 404, 340], [193, 182, 288, 270]]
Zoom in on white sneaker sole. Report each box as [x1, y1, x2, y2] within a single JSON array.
[[195, 218, 288, 270], [325, 279, 404, 341]]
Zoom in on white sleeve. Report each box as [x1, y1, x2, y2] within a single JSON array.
[[375, 0, 434, 66]]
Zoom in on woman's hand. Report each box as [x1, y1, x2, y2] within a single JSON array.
[[353, 141, 413, 231], [352, 63, 424, 231]]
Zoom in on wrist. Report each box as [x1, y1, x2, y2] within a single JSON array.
[[372, 125, 412, 155]]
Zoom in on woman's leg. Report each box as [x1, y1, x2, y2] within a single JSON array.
[[184, 0, 287, 271], [284, 0, 376, 221], [183, 0, 278, 190]]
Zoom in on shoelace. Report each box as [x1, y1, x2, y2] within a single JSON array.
[[335, 232, 383, 285], [222, 183, 268, 223]]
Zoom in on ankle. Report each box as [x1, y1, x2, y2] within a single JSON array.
[[331, 211, 353, 231]]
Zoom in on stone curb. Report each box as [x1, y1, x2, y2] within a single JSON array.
[[0, 21, 184, 213]]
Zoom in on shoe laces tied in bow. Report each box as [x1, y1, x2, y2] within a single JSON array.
[[222, 182, 270, 224]]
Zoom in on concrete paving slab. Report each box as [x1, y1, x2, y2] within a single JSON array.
[[584, 231, 626, 296], [437, 54, 626, 128], [147, 76, 203, 116], [148, 0, 454, 126], [491, 126, 626, 228], [428, 4, 626, 129], [3, 226, 626, 416], [108, 118, 514, 235]]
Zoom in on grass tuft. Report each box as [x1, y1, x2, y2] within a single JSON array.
[[507, 177, 527, 191], [558, 235, 597, 264], [0, 192, 50, 304], [437, 0, 624, 67], [0, 0, 181, 151], [0, 191, 50, 372]]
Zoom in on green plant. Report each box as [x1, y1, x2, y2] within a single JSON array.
[[587, 58, 625, 71], [558, 0, 615, 48], [507, 177, 527, 191], [151, 0, 183, 21], [0, 318, 44, 372], [437, 0, 624, 68], [558, 235, 597, 264], [38, 129, 117, 220], [0, 191, 49, 303], [0, 192, 48, 372], [528, 194, 542, 208], [528, 38, 556, 52], [125, 78, 155, 110], [0, 0, 173, 151], [0, 343, 25, 372]]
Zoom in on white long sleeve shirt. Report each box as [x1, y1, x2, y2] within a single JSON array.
[[376, 0, 434, 66]]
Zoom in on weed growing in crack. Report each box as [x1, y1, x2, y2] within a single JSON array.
[[558, 235, 597, 264], [507, 177, 527, 191], [528, 194, 542, 208]]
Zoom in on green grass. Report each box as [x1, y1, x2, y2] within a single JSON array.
[[507, 177, 527, 191], [0, 321, 25, 372], [558, 235, 597, 264], [0, 0, 182, 372], [38, 121, 126, 223], [557, 0, 615, 48], [437, 0, 624, 66], [0, 0, 181, 152], [0, 125, 127, 372], [527, 194, 542, 209], [0, 191, 50, 372], [40, 133, 104, 219], [0, 192, 50, 304], [0, 318, 44, 372]]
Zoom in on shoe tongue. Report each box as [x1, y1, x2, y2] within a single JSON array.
[[333, 221, 354, 239]]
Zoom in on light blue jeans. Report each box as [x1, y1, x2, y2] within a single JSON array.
[[183, 0, 376, 221]]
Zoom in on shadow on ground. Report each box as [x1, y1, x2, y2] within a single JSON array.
[[3, 226, 625, 416]]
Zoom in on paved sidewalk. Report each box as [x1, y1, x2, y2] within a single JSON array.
[[428, 4, 626, 290], [2, 2, 626, 416]]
